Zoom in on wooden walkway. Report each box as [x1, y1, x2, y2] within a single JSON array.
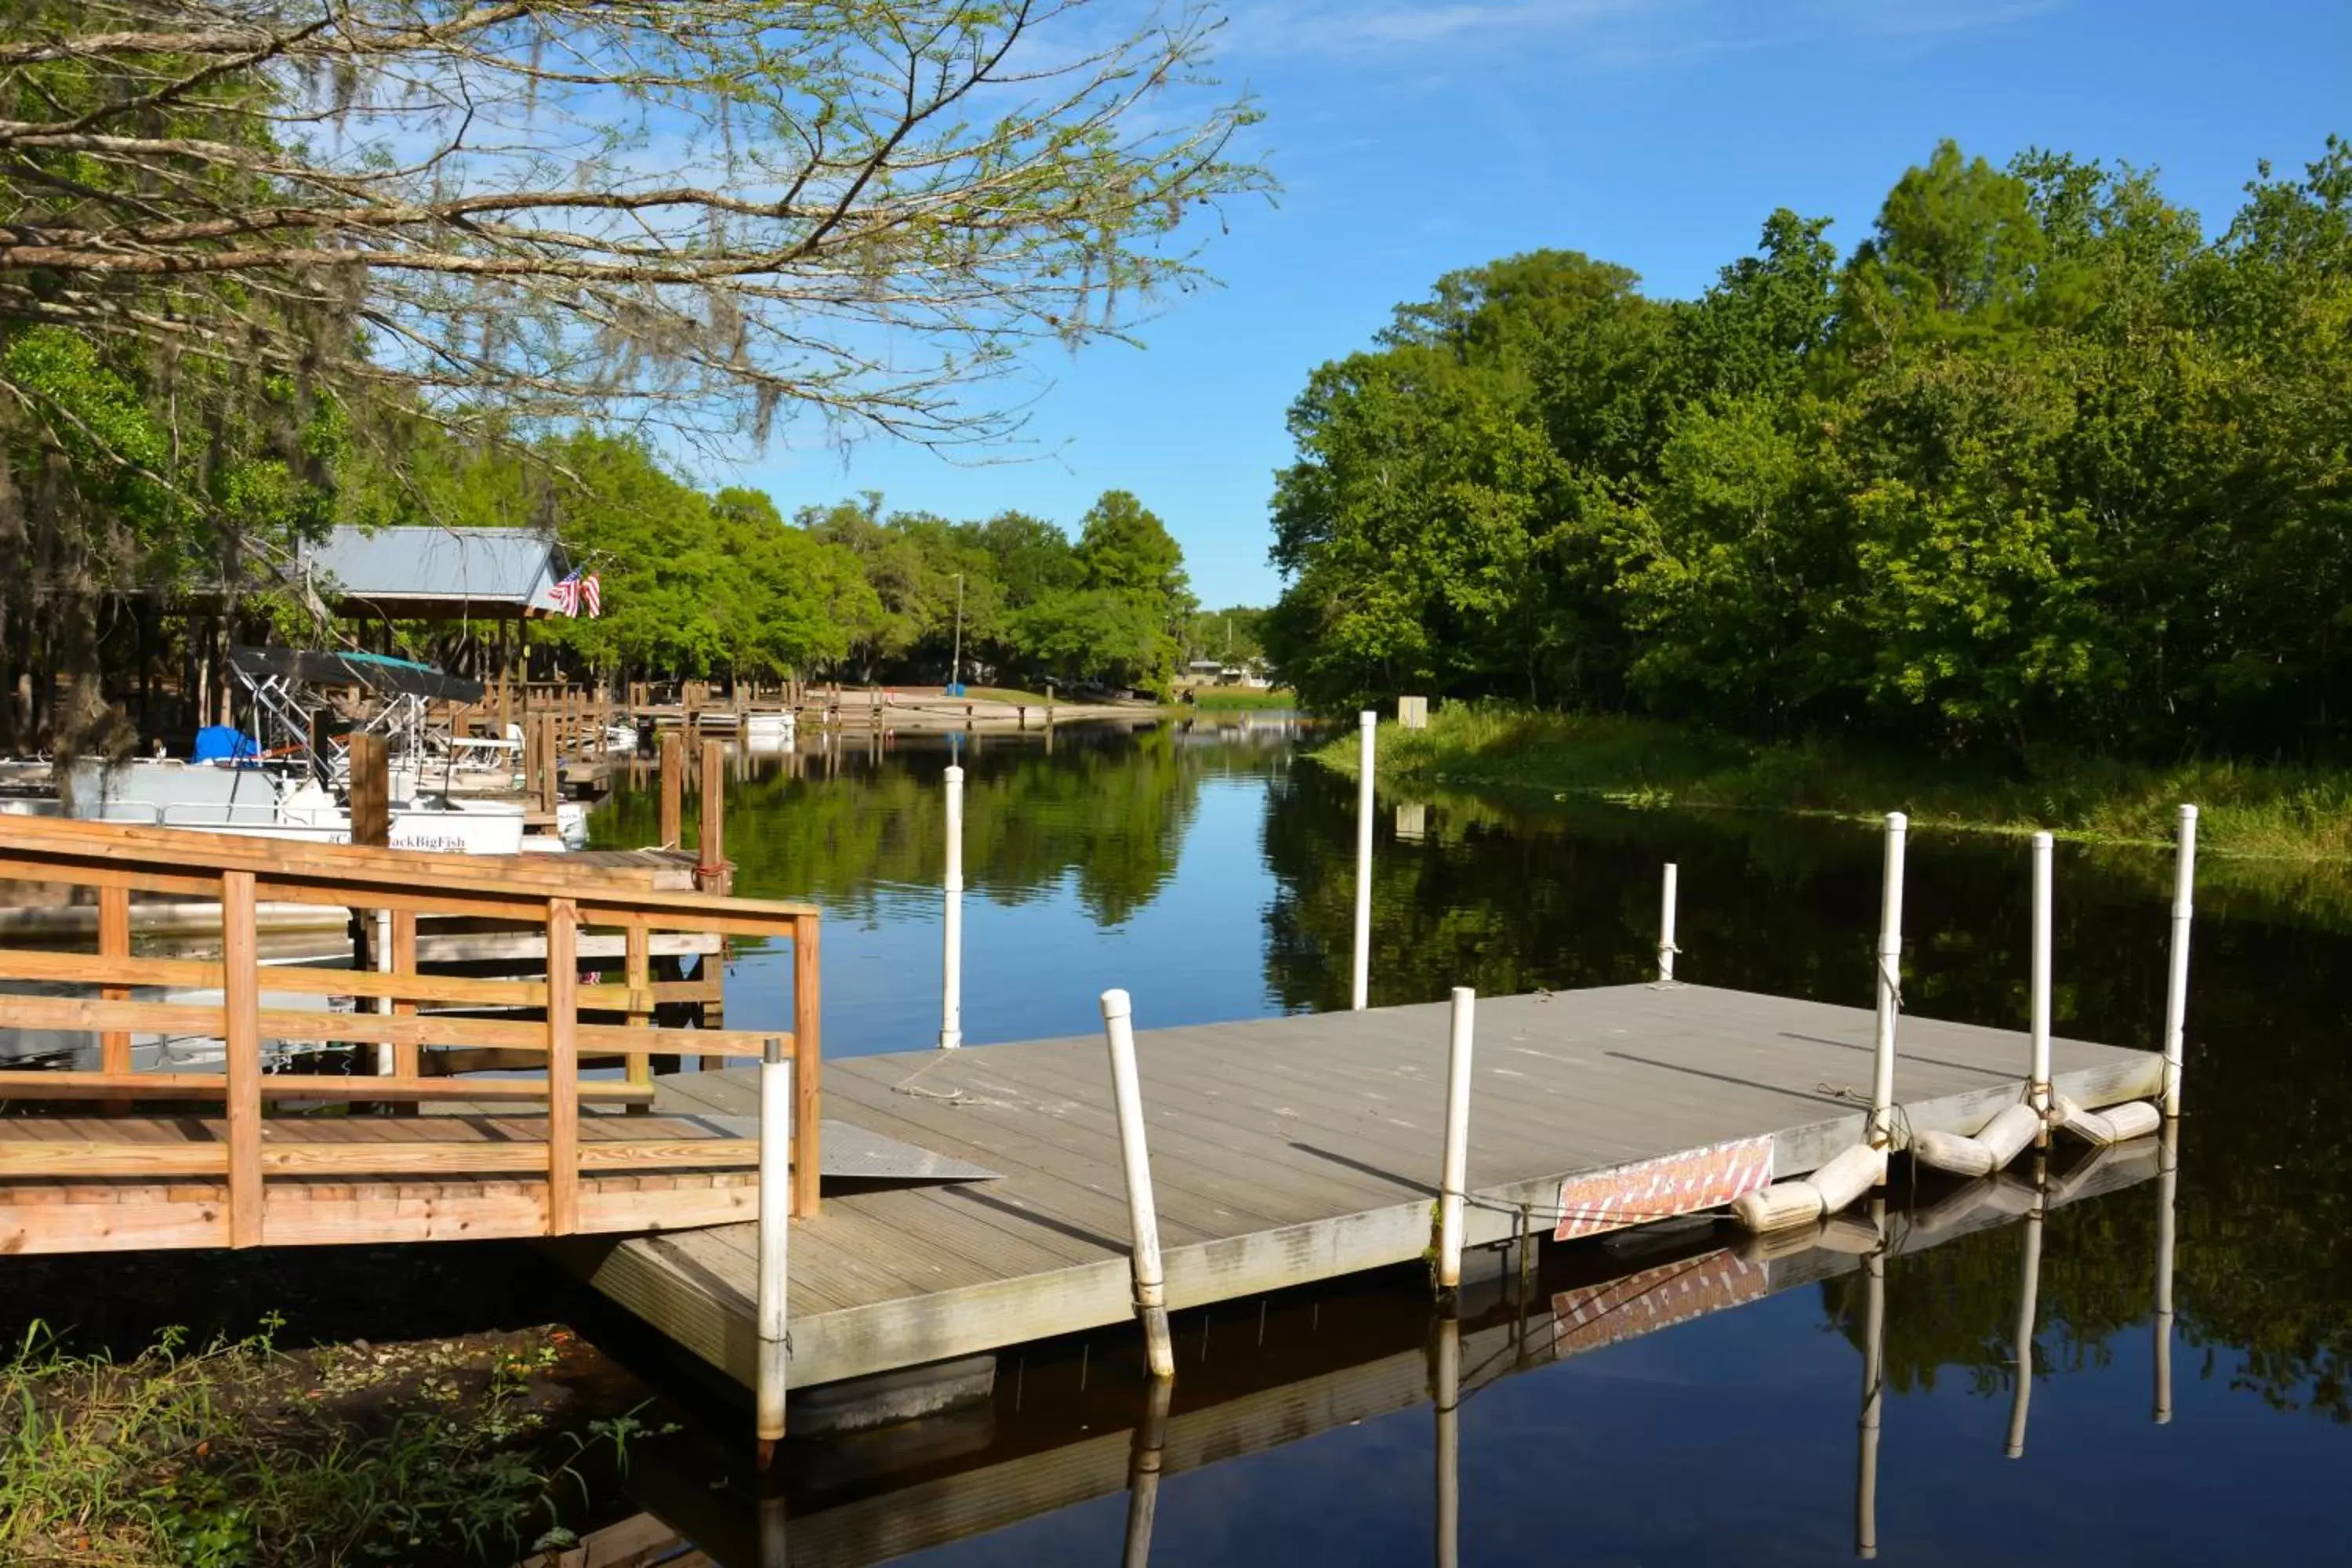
[[571, 982, 2162, 1392]]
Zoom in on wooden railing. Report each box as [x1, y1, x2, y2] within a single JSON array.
[[0, 815, 821, 1246]]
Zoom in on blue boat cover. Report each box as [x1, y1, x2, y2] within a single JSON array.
[[193, 725, 261, 762]]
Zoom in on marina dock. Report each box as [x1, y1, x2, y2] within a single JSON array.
[[572, 982, 2161, 1392]]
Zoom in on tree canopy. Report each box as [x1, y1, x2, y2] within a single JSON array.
[[1266, 138, 2352, 764]]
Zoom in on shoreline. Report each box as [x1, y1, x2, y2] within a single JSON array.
[[1307, 706, 2352, 863]]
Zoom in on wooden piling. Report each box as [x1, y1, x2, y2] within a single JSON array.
[[1436, 987, 1475, 1294], [545, 898, 579, 1235], [1100, 989, 1174, 1379], [792, 914, 822, 1217], [659, 733, 684, 848], [756, 1036, 793, 1467], [348, 733, 390, 848], [222, 869, 263, 1249], [697, 737, 726, 893]]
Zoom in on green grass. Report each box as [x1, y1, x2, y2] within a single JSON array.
[[1171, 687, 1298, 712], [1310, 702, 2352, 862], [1, 1316, 649, 1567]]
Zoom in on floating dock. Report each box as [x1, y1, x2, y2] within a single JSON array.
[[570, 982, 2162, 1392]]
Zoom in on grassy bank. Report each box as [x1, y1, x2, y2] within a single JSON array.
[[1311, 704, 2352, 861], [1174, 687, 1298, 712], [1, 1316, 649, 1566]]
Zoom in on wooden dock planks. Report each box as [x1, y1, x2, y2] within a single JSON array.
[[572, 982, 2164, 1392]]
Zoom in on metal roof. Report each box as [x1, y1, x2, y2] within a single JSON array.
[[301, 526, 571, 619]]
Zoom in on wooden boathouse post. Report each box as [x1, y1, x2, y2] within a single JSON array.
[[1657, 862, 1679, 984], [697, 737, 726, 892], [1436, 986, 1475, 1295], [2161, 804, 2197, 1117], [1099, 989, 1174, 1378], [939, 762, 964, 1050], [1867, 812, 1908, 1151], [1352, 710, 1376, 1010], [756, 1034, 794, 1467], [2029, 831, 2055, 1121]]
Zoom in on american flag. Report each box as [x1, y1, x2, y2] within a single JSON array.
[[551, 568, 603, 619]]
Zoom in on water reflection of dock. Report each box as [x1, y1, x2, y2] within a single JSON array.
[[546, 1139, 2165, 1568], [573, 984, 2160, 1394]]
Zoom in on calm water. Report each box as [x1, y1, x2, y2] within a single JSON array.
[[590, 719, 2352, 1566]]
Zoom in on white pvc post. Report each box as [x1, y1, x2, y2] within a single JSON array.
[[1868, 813, 1908, 1151], [2161, 804, 2198, 1118], [2005, 1178, 2045, 1458], [1657, 862, 1679, 984], [2029, 831, 2054, 1118], [1857, 1198, 1886, 1561], [1352, 711, 1376, 1010], [754, 1037, 793, 1466], [1436, 987, 1476, 1294], [1434, 1311, 1461, 1568], [2154, 1119, 2178, 1425], [938, 764, 964, 1050], [1102, 989, 1174, 1378]]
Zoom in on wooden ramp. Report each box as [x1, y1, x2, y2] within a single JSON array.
[[0, 1112, 758, 1252], [572, 982, 2163, 1391]]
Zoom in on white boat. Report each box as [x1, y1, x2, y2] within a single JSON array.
[[743, 710, 797, 751], [62, 760, 535, 855]]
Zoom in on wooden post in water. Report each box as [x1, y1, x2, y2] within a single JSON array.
[[1100, 989, 1174, 1378], [1856, 1196, 1887, 1559], [2005, 1165, 2045, 1458], [2029, 832, 2054, 1122], [697, 737, 726, 892], [2161, 804, 2198, 1118], [939, 763, 964, 1049], [1436, 986, 1475, 1295], [756, 1035, 794, 1468], [1867, 813, 1907, 1152], [1121, 1372, 1173, 1568], [1434, 1310, 1461, 1568], [1352, 710, 1375, 1010], [2154, 1119, 2178, 1424], [659, 733, 684, 848], [1657, 862, 1679, 984]]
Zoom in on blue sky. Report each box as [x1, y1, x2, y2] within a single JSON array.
[[729, 0, 2352, 608]]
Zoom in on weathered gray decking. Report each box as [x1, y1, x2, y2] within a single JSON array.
[[569, 982, 2161, 1391]]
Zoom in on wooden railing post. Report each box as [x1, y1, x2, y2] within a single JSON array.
[[624, 921, 655, 1114], [793, 913, 822, 1216], [222, 870, 263, 1248], [98, 883, 131, 1110], [546, 898, 580, 1233]]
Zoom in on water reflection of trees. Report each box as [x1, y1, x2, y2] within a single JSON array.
[[597, 724, 1291, 932], [1261, 766, 2352, 1424]]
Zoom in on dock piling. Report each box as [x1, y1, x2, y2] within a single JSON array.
[[1436, 986, 1476, 1295], [940, 764, 964, 1051], [1101, 989, 1174, 1378], [756, 1036, 793, 1467], [1868, 812, 1908, 1151], [1657, 862, 1679, 984], [1352, 711, 1376, 1010], [2162, 804, 2198, 1118], [2030, 831, 2054, 1120]]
